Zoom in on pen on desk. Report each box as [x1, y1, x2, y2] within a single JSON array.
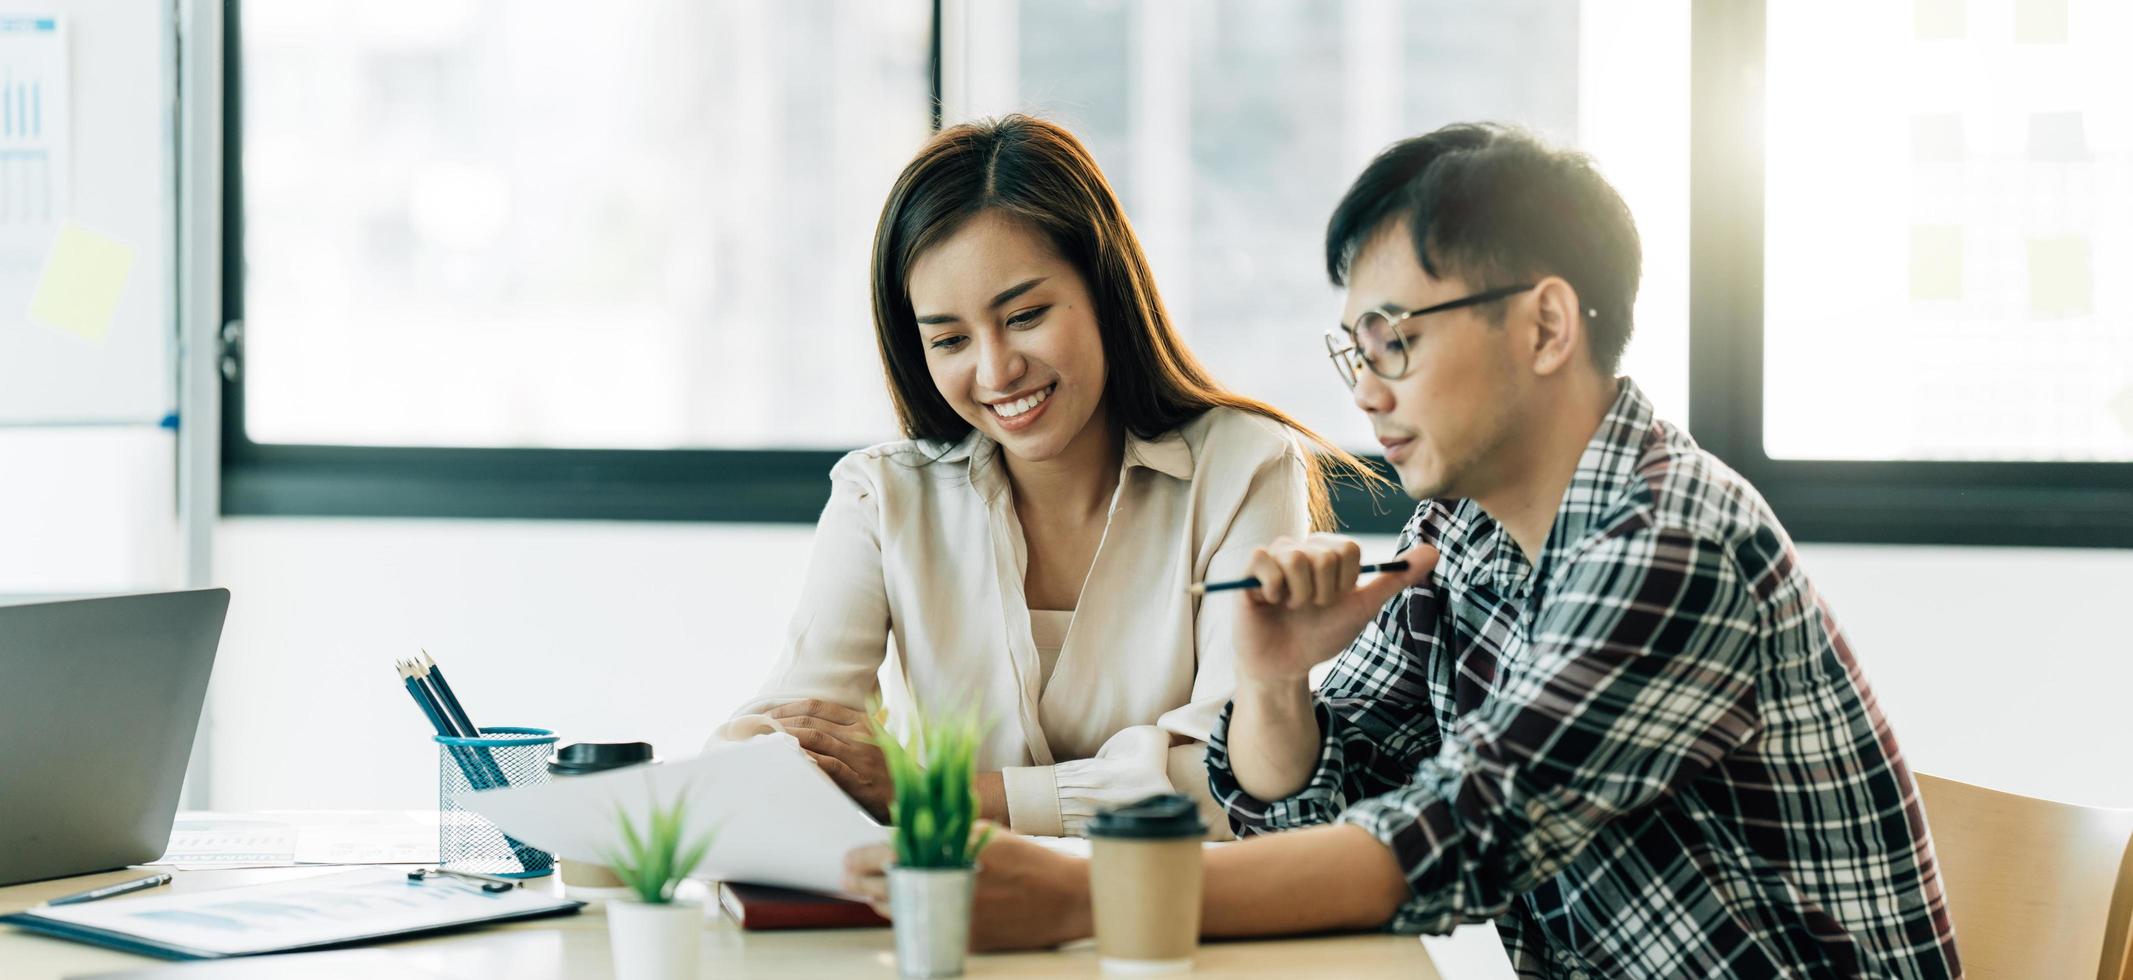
[[1188, 559, 1411, 596], [408, 867, 521, 891], [45, 872, 172, 906]]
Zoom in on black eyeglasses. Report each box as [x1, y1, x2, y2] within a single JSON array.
[[1324, 283, 1538, 388]]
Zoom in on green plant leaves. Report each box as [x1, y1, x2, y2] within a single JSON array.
[[868, 698, 988, 869], [599, 785, 714, 904]]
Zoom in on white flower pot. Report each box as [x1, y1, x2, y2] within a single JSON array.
[[888, 865, 976, 978], [606, 898, 703, 980]]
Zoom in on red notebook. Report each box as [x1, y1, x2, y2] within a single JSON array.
[[717, 882, 891, 931]]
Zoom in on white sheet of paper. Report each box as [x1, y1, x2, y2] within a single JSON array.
[[1419, 922, 1518, 979], [471, 734, 888, 896], [152, 811, 443, 869], [22, 867, 575, 958], [149, 814, 298, 869], [294, 811, 440, 865]]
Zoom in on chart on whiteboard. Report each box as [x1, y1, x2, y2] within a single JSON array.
[[0, 14, 67, 274]]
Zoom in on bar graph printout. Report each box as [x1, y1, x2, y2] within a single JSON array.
[[0, 14, 67, 269]]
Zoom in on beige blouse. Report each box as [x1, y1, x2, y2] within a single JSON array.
[[726, 406, 1310, 837]]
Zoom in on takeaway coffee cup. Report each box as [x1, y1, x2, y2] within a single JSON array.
[[1086, 793, 1208, 975], [545, 741, 656, 894]]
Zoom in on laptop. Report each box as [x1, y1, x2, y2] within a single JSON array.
[[0, 589, 230, 886]]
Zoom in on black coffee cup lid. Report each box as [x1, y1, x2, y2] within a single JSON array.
[[1086, 793, 1206, 839], [547, 741, 655, 776]]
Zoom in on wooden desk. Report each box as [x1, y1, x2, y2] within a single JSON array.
[[1, 865, 1442, 978]]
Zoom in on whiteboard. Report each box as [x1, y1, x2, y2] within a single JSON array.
[[0, 1, 173, 425]]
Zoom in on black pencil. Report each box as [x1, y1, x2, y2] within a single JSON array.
[[396, 660, 454, 737], [420, 650, 480, 738], [1189, 559, 1410, 596]]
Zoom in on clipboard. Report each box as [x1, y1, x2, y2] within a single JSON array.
[[0, 867, 583, 960]]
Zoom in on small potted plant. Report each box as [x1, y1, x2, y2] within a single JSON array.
[[601, 789, 714, 980], [872, 704, 993, 979]]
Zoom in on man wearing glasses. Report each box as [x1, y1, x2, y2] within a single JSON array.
[[844, 123, 1961, 978]]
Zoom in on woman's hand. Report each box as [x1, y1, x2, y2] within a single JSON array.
[[843, 824, 1094, 950], [766, 700, 895, 823]]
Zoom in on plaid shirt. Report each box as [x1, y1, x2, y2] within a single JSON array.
[[1206, 379, 1961, 978]]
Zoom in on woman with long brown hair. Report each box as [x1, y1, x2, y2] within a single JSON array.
[[722, 114, 1376, 836]]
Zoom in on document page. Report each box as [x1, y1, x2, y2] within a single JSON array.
[[473, 733, 889, 896], [19, 867, 578, 957]]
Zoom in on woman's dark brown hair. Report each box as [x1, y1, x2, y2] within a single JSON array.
[[869, 114, 1383, 530]]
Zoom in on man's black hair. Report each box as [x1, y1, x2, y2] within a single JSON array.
[[1325, 123, 1642, 373]]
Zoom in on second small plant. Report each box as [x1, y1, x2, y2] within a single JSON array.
[[869, 703, 992, 868], [603, 788, 715, 904]]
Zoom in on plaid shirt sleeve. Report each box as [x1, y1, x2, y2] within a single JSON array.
[[1210, 519, 1764, 935], [1205, 504, 1452, 835], [1351, 524, 1761, 933]]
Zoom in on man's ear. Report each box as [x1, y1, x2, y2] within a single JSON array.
[[1528, 277, 1585, 377]]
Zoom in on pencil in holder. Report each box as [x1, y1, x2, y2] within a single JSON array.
[[436, 726, 558, 878]]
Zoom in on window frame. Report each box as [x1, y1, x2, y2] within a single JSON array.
[[218, 0, 908, 524], [1687, 0, 2133, 549], [223, 0, 2133, 546], [215, 0, 1410, 531]]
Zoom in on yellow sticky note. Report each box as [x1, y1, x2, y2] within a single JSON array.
[[1915, 0, 1965, 39], [27, 221, 138, 344], [1910, 225, 1963, 302], [2027, 235, 2091, 317]]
